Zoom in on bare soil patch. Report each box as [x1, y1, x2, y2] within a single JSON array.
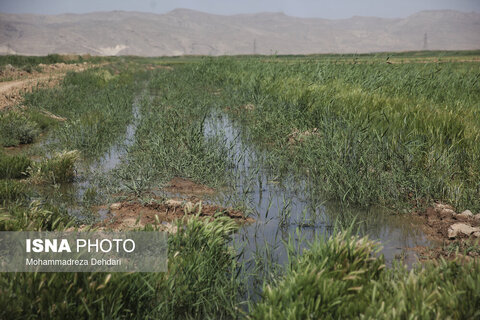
[[0, 62, 94, 110], [145, 64, 173, 71], [96, 198, 253, 231], [411, 203, 480, 261], [164, 177, 216, 196]]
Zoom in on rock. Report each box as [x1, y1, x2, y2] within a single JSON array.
[[165, 199, 183, 207], [434, 203, 454, 211], [439, 208, 455, 219], [65, 224, 87, 232], [166, 199, 197, 211], [425, 207, 437, 218], [448, 223, 480, 239], [109, 203, 122, 210], [474, 214, 480, 222], [473, 231, 480, 238], [461, 209, 473, 216], [434, 203, 444, 212], [456, 210, 473, 221]]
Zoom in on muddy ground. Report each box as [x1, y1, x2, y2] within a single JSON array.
[[411, 203, 480, 261], [92, 176, 480, 263], [98, 198, 253, 231], [163, 176, 215, 196], [86, 177, 253, 232]]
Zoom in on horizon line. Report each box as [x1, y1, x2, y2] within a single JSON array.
[[1, 7, 479, 20]]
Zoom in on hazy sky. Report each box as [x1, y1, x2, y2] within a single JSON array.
[[1, 0, 479, 18]]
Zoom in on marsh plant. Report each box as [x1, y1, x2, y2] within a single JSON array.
[[0, 179, 28, 202], [0, 152, 31, 179], [0, 218, 245, 319], [1, 54, 479, 319], [251, 231, 480, 319], [27, 150, 80, 184], [23, 67, 139, 158], [194, 57, 480, 212], [0, 110, 40, 147], [0, 200, 74, 231]]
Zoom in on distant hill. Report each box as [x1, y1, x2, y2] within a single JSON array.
[[0, 9, 479, 56]]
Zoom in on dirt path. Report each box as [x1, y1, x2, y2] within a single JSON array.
[[0, 63, 94, 110]]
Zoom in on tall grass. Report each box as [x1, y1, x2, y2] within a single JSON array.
[[27, 150, 80, 184], [23, 67, 139, 158], [193, 57, 480, 211], [1, 55, 479, 319], [0, 200, 74, 231], [0, 179, 28, 202], [0, 218, 245, 319], [109, 67, 234, 195], [0, 110, 39, 147], [251, 231, 480, 319], [0, 152, 31, 179]]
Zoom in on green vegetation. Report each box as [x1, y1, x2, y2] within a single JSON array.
[[0, 179, 29, 202], [22, 67, 138, 157], [0, 54, 77, 67], [1, 217, 478, 319], [154, 217, 243, 319], [194, 57, 480, 211], [0, 152, 31, 179], [251, 232, 480, 319], [28, 150, 80, 184], [0, 110, 40, 147], [0, 54, 107, 71], [0, 108, 59, 147], [0, 53, 106, 78], [0, 53, 479, 319], [109, 67, 234, 196], [0, 200, 73, 231], [0, 218, 244, 319]]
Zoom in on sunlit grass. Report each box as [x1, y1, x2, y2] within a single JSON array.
[[1, 53, 479, 319]]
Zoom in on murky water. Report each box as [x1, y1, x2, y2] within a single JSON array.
[[90, 102, 141, 172], [36, 94, 143, 221], [204, 113, 430, 267], [26, 95, 429, 267]]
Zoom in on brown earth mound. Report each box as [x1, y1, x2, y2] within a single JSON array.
[[0, 62, 94, 110], [164, 177, 216, 196], [411, 203, 480, 261], [97, 198, 253, 231]]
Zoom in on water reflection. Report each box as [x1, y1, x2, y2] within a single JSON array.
[[204, 112, 430, 267]]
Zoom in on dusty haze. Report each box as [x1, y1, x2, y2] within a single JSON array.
[[0, 9, 479, 56]]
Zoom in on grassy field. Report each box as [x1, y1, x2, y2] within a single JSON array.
[[197, 56, 480, 211], [0, 52, 479, 319]]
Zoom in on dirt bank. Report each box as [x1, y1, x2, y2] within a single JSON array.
[[412, 203, 480, 261], [97, 198, 253, 231], [0, 62, 94, 110], [163, 177, 216, 196]]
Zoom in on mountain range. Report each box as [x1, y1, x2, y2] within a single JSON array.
[[0, 9, 479, 56]]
